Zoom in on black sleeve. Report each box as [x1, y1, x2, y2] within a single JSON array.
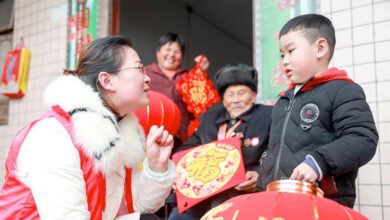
[[176, 130, 202, 152], [245, 106, 273, 173], [311, 82, 378, 176]]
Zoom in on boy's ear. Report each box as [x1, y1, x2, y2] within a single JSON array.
[[98, 72, 116, 92], [316, 38, 329, 59]]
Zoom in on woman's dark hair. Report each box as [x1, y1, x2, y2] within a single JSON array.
[[64, 36, 133, 92], [156, 32, 185, 55]]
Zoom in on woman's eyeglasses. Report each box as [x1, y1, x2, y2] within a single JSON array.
[[113, 65, 145, 74]]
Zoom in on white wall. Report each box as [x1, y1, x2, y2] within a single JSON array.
[[0, 0, 68, 187], [320, 0, 390, 219], [0, 0, 111, 188]]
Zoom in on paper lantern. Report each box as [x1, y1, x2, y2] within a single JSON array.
[[134, 90, 180, 136], [202, 180, 368, 220]]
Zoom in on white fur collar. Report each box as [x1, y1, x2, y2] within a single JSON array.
[[44, 75, 145, 174]]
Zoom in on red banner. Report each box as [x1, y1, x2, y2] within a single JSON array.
[[172, 137, 246, 214]]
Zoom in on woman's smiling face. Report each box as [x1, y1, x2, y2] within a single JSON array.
[[156, 41, 183, 72], [109, 46, 151, 115]]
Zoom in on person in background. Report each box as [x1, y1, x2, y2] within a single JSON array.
[[256, 14, 378, 208], [0, 36, 175, 220], [170, 64, 272, 219], [145, 32, 210, 153]]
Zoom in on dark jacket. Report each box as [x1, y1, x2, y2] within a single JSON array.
[[179, 104, 273, 171], [257, 68, 378, 208], [145, 63, 193, 151], [174, 104, 272, 218]]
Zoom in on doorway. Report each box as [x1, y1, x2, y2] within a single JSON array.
[[119, 0, 253, 78]]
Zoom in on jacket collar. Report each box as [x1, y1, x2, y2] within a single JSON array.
[[280, 67, 354, 97], [44, 75, 145, 174], [146, 62, 188, 80]]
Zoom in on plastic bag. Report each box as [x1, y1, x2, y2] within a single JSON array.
[[0, 38, 31, 98]]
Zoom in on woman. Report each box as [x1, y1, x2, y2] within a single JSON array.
[[0, 36, 175, 219], [145, 33, 210, 151]]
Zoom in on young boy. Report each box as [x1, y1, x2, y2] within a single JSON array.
[[256, 14, 378, 208]]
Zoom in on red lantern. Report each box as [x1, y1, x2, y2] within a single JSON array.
[[134, 90, 180, 136], [202, 180, 368, 220]]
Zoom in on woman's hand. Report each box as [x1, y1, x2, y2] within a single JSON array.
[[146, 125, 174, 173], [194, 55, 210, 72], [234, 170, 259, 192]]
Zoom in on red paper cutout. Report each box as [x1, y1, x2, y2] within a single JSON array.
[[176, 55, 220, 136]]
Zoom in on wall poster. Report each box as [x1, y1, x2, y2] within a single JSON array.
[[254, 0, 317, 104], [67, 0, 98, 70]]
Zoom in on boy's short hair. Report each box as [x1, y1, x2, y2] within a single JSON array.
[[279, 14, 336, 60]]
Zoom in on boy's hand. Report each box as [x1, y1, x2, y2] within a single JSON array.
[[289, 162, 318, 184], [234, 171, 259, 192]]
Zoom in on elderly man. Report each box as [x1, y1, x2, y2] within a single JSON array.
[[169, 64, 273, 220]]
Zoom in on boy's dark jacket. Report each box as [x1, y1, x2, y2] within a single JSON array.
[[257, 68, 378, 208]]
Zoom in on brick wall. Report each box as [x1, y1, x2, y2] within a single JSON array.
[[320, 0, 390, 219]]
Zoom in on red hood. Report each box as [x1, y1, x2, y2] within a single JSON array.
[[279, 67, 354, 96]]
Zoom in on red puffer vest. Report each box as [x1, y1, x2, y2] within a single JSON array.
[[0, 105, 134, 219]]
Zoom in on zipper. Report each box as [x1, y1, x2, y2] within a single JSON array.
[[272, 78, 313, 180], [273, 96, 296, 180]]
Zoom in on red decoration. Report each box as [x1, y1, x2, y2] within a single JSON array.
[[266, 180, 324, 197], [134, 90, 180, 136], [0, 38, 30, 98], [176, 55, 220, 136], [187, 118, 201, 138], [202, 180, 368, 220], [172, 137, 246, 214]]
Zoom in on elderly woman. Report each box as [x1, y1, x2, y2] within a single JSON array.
[[169, 64, 273, 219], [0, 36, 175, 219]]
